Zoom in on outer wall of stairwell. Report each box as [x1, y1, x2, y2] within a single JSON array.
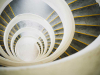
[[96, 0, 100, 5], [0, 0, 100, 75], [0, 0, 12, 15]]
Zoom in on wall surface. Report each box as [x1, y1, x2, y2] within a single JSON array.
[[96, 0, 100, 6], [0, 36, 100, 75], [0, 0, 100, 75], [0, 0, 12, 15]]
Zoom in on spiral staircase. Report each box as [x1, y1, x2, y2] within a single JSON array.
[[0, 0, 100, 75]]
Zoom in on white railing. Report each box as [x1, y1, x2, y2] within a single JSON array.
[[0, 0, 100, 75]]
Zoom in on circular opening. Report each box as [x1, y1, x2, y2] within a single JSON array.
[[15, 36, 39, 62]]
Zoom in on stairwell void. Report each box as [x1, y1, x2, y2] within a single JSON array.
[[0, 0, 100, 75]]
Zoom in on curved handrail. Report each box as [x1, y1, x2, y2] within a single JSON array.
[[11, 27, 47, 61], [4, 13, 55, 61], [0, 0, 75, 66]]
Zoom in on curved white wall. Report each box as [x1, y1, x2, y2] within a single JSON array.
[[0, 36, 100, 75], [96, 0, 100, 6], [0, 0, 100, 75], [0, 0, 12, 15]]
